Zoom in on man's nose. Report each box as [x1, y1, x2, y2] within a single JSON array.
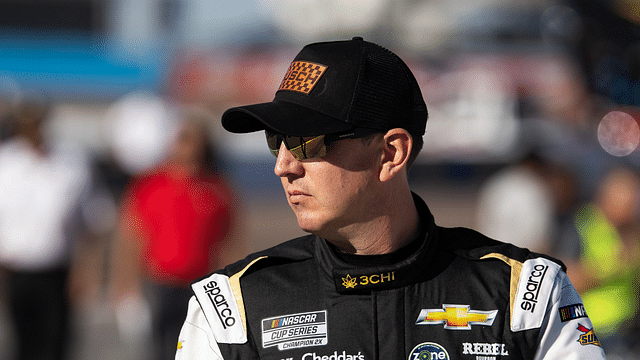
[[274, 142, 304, 178]]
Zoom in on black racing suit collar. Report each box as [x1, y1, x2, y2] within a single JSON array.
[[314, 192, 439, 294]]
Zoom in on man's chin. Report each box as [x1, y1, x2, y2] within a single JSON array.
[[295, 216, 324, 235], [296, 221, 319, 235]]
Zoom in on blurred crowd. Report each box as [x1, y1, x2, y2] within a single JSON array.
[[0, 96, 246, 360], [0, 1, 639, 360], [473, 2, 640, 357]]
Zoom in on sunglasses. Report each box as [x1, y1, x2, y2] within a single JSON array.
[[265, 129, 381, 160]]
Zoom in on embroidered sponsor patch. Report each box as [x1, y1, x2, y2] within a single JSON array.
[[408, 342, 450, 360], [278, 61, 328, 94], [559, 303, 588, 322], [577, 324, 602, 347], [192, 274, 246, 344], [302, 351, 365, 360], [462, 342, 509, 358], [334, 269, 397, 294], [415, 305, 498, 330], [511, 258, 561, 331], [262, 310, 328, 350]]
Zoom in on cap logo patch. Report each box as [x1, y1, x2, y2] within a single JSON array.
[[278, 61, 327, 94]]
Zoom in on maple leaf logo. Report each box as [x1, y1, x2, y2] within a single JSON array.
[[342, 274, 358, 289]]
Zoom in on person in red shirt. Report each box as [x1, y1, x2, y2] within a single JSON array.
[[111, 112, 242, 360]]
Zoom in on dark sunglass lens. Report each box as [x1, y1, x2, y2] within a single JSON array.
[[265, 130, 281, 150], [265, 130, 282, 157], [265, 131, 328, 160]]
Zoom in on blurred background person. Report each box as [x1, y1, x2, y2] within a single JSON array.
[[0, 97, 95, 360], [109, 108, 242, 360], [552, 165, 640, 355], [475, 151, 556, 253]]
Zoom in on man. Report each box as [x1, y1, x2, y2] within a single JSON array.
[[175, 37, 607, 360]]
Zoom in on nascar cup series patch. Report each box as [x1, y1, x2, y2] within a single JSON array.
[[511, 258, 561, 331], [262, 310, 328, 350], [408, 342, 450, 360]]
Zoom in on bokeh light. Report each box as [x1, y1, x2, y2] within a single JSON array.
[[597, 110, 640, 157]]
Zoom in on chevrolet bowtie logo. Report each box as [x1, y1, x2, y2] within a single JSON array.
[[415, 305, 498, 330]]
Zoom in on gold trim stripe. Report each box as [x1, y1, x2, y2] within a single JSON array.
[[480, 253, 523, 325], [229, 256, 268, 335]]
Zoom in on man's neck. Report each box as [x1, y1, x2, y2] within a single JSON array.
[[328, 190, 421, 255]]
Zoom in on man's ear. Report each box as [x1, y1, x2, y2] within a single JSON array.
[[379, 128, 412, 182]]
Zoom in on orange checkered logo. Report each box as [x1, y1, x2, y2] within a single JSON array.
[[278, 61, 328, 94]]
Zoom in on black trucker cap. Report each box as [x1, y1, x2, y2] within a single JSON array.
[[221, 37, 428, 137]]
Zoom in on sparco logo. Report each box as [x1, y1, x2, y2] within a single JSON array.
[[520, 264, 548, 313], [302, 351, 365, 360], [203, 280, 236, 328]]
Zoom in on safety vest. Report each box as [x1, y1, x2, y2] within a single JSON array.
[[574, 204, 638, 336]]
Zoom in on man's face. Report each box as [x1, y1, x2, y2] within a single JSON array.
[[274, 135, 383, 240]]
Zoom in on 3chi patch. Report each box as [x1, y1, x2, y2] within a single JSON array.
[[262, 310, 328, 350], [334, 269, 398, 294]]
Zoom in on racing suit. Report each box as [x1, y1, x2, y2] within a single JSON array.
[[175, 194, 606, 360]]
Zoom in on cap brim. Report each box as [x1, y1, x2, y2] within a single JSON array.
[[221, 100, 354, 136]]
